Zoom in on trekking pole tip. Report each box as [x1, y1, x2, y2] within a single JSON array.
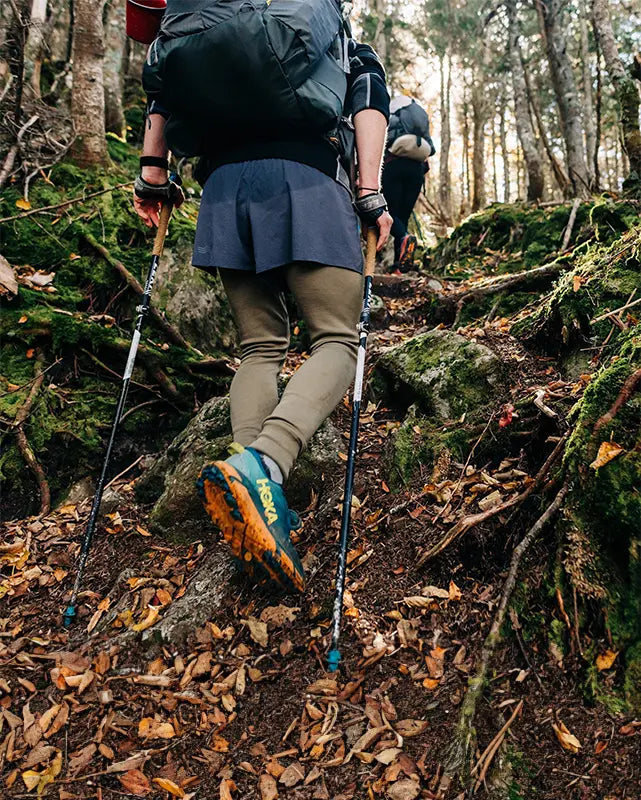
[[63, 605, 76, 628], [327, 648, 341, 672]]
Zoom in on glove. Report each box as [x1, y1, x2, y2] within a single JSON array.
[[354, 191, 388, 226], [134, 172, 185, 205]]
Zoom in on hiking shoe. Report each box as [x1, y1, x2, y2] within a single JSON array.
[[196, 446, 305, 593], [398, 234, 417, 272]]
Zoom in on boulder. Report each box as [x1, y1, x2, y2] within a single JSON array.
[[375, 328, 506, 421]]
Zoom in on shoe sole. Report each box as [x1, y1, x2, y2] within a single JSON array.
[[197, 462, 305, 593]]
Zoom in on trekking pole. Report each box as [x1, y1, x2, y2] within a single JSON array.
[[63, 201, 174, 628], [327, 227, 377, 672]]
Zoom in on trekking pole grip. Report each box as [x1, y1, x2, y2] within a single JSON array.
[[153, 202, 173, 257], [365, 228, 377, 278]]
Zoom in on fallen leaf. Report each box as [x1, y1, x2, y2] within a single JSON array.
[[153, 777, 185, 797], [573, 274, 584, 292], [119, 770, 151, 796], [552, 720, 582, 753], [219, 778, 234, 799], [259, 773, 278, 800], [138, 718, 175, 739], [15, 198, 31, 210], [131, 606, 160, 632], [245, 617, 269, 647], [394, 719, 429, 738], [279, 762, 305, 787], [387, 778, 421, 800], [448, 581, 462, 601], [596, 650, 619, 671], [0, 255, 18, 295], [590, 441, 625, 470], [375, 747, 402, 764], [260, 605, 299, 626]]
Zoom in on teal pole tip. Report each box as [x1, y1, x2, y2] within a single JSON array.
[[327, 648, 341, 672], [63, 605, 76, 628]]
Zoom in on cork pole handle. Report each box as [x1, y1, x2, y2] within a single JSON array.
[[364, 227, 377, 278], [152, 202, 173, 257]]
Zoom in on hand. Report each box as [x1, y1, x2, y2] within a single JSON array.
[[133, 169, 185, 228], [134, 194, 162, 228], [373, 210, 393, 252]]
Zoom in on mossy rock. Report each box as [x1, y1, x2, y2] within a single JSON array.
[[374, 329, 507, 421], [512, 227, 641, 361], [139, 396, 342, 542]]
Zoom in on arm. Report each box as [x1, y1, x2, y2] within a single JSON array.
[[134, 112, 183, 228], [353, 109, 392, 250]]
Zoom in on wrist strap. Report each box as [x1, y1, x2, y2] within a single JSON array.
[[140, 156, 169, 170], [358, 187, 380, 192]]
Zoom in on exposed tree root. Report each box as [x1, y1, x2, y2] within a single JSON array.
[[11, 350, 50, 514], [418, 432, 568, 567], [591, 366, 641, 442], [442, 482, 569, 787], [83, 233, 202, 356]]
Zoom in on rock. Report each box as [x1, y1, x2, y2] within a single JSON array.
[[375, 328, 506, 421], [137, 396, 342, 542], [99, 488, 126, 516], [62, 476, 95, 506], [369, 294, 388, 329], [155, 239, 235, 353]]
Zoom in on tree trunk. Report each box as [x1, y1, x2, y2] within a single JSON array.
[[374, 0, 388, 74], [579, 0, 597, 188], [491, 106, 498, 201], [471, 75, 487, 211], [539, 0, 591, 197], [23, 0, 47, 98], [438, 53, 452, 225], [593, 28, 602, 190], [499, 95, 510, 203], [507, 0, 545, 202], [592, 0, 641, 187], [462, 85, 471, 214], [71, 0, 110, 167], [103, 0, 126, 137]]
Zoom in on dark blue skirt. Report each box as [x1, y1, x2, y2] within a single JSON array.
[[192, 159, 363, 273]]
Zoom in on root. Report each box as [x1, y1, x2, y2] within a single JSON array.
[[11, 350, 50, 514], [0, 181, 133, 223], [443, 482, 569, 785], [592, 366, 641, 442], [418, 432, 568, 567]]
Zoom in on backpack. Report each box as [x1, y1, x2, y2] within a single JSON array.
[[143, 0, 350, 158], [387, 99, 436, 162]]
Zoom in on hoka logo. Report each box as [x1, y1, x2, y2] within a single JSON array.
[[257, 478, 278, 525]]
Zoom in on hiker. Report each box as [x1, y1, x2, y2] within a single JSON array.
[[382, 96, 435, 271], [133, 1, 392, 594]]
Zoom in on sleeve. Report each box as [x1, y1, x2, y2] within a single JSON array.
[[345, 40, 390, 121], [147, 100, 170, 119]]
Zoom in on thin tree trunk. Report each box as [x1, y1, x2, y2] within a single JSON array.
[[103, 0, 126, 137], [500, 95, 510, 203], [23, 0, 47, 97], [462, 85, 471, 213], [507, 0, 545, 201], [374, 0, 388, 74], [592, 0, 641, 185], [539, 0, 591, 197], [593, 29, 602, 191], [71, 0, 110, 167], [471, 73, 487, 211], [438, 52, 452, 225], [491, 107, 498, 201], [579, 0, 597, 188]]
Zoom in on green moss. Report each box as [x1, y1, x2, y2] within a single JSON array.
[[624, 642, 641, 712]]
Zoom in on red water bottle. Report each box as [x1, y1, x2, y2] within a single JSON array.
[[126, 0, 166, 44]]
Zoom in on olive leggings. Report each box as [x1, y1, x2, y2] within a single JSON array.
[[219, 263, 363, 479]]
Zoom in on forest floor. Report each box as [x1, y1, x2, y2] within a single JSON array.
[[2, 258, 640, 800]]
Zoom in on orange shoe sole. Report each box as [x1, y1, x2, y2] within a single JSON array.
[[198, 461, 305, 593]]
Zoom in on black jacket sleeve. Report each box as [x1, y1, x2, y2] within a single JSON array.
[[345, 40, 390, 121]]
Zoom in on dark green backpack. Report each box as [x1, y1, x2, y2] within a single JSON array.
[[143, 0, 349, 157]]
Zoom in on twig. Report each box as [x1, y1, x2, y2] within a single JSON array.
[[83, 233, 204, 356], [0, 182, 133, 223], [560, 198, 581, 252], [472, 699, 524, 791], [0, 358, 62, 398], [12, 350, 51, 514], [0, 114, 39, 191], [104, 455, 145, 490], [444, 483, 569, 782], [418, 432, 569, 567], [591, 367, 641, 442], [591, 295, 641, 324]]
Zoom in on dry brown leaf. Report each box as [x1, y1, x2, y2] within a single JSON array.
[[153, 777, 186, 797], [219, 778, 234, 799], [394, 719, 429, 738], [387, 778, 421, 800], [552, 720, 582, 753], [402, 596, 435, 609], [44, 703, 68, 738], [138, 718, 175, 740], [131, 606, 160, 632], [448, 581, 462, 601], [375, 747, 402, 764], [245, 617, 269, 647], [22, 745, 56, 770], [260, 605, 299, 626], [422, 585, 450, 599], [596, 650, 619, 671], [259, 773, 279, 800], [107, 754, 149, 773], [590, 441, 625, 470], [306, 678, 337, 696], [68, 743, 96, 775], [119, 770, 151, 796], [279, 761, 305, 787]]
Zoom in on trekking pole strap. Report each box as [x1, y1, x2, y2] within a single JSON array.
[[364, 227, 377, 277], [153, 202, 172, 256]]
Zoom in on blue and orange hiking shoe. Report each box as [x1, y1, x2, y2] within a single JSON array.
[[196, 446, 305, 593]]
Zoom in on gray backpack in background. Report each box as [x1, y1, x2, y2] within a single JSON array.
[[387, 99, 436, 158], [143, 0, 350, 157]]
